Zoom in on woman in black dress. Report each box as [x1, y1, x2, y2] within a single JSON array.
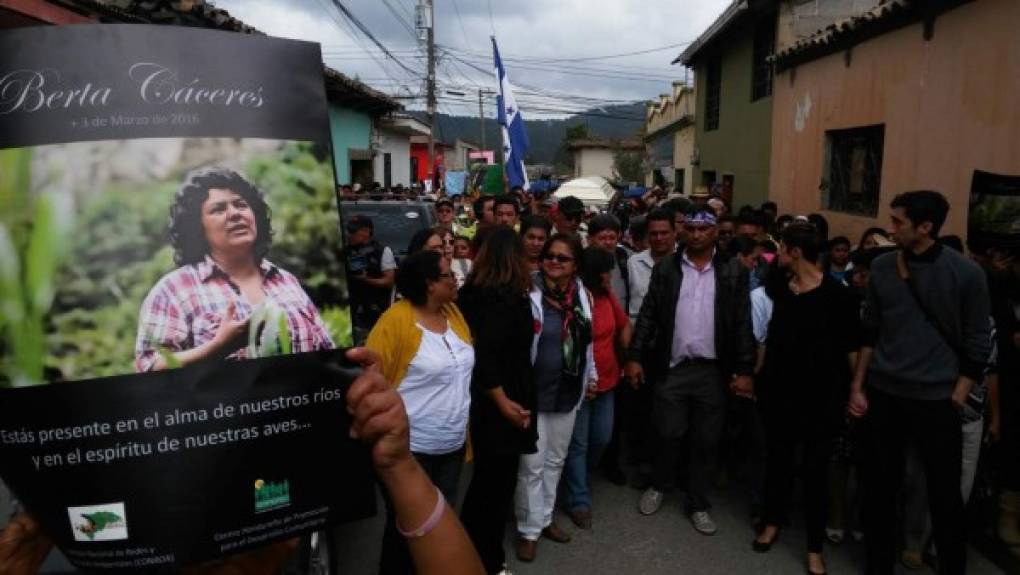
[[458, 227, 538, 575]]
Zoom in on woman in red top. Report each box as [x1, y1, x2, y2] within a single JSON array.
[[563, 247, 633, 528]]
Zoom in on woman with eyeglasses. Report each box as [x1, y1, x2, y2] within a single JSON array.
[[514, 233, 597, 562], [366, 249, 475, 575], [408, 227, 469, 288]]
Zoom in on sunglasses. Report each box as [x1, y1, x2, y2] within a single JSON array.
[[543, 253, 574, 263]]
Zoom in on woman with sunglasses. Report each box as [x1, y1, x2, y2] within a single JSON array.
[[367, 249, 474, 575], [514, 233, 597, 562]]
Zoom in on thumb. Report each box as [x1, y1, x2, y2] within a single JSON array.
[[346, 346, 383, 373]]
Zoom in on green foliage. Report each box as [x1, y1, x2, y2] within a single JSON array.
[[612, 149, 646, 185], [9, 141, 353, 382], [320, 306, 353, 349], [0, 148, 72, 387]]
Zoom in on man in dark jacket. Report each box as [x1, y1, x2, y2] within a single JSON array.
[[625, 209, 755, 536]]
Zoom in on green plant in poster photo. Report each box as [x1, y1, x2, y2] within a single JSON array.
[[0, 140, 352, 387]]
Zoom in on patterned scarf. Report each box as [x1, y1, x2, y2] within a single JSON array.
[[540, 273, 591, 377]]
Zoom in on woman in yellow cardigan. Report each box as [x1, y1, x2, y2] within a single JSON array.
[[366, 249, 474, 575]]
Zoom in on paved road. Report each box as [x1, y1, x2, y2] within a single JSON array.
[[331, 467, 1006, 575], [17, 469, 1006, 574]]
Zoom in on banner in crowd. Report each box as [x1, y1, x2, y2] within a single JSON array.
[[0, 24, 374, 571], [969, 170, 1020, 249]]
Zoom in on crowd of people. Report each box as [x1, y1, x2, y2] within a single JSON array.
[[3, 183, 1017, 575], [347, 183, 1018, 575]]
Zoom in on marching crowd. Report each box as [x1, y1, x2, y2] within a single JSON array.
[[2, 185, 1017, 575], [343, 184, 1019, 575]]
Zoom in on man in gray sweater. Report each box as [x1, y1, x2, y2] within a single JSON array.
[[848, 191, 992, 575]]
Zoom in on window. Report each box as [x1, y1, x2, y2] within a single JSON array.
[[824, 125, 885, 216], [752, 17, 776, 101], [674, 169, 685, 195], [704, 57, 721, 131], [383, 153, 392, 189]]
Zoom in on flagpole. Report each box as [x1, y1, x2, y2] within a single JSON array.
[[492, 36, 509, 195]]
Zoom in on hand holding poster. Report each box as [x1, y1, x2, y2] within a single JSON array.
[[0, 24, 375, 571]]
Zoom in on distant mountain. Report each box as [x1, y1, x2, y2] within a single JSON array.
[[411, 102, 646, 166]]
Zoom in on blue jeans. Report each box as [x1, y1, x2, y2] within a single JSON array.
[[564, 389, 615, 512]]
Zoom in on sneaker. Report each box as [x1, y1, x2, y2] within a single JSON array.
[[690, 511, 718, 536], [825, 527, 845, 544], [639, 488, 663, 515]]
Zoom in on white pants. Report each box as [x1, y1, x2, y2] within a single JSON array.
[[515, 410, 578, 540]]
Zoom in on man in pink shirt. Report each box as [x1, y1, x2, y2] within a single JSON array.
[[625, 209, 755, 536]]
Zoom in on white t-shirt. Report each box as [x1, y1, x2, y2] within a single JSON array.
[[398, 324, 474, 455], [750, 286, 774, 344]]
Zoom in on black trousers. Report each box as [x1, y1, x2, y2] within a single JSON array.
[[761, 397, 834, 553], [460, 448, 520, 574], [650, 363, 726, 512], [379, 450, 464, 575], [863, 388, 965, 575]]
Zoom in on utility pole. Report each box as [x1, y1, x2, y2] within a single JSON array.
[[420, 0, 436, 192], [478, 89, 485, 152]]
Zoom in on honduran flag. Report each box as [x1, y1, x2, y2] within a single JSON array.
[[493, 37, 530, 191]]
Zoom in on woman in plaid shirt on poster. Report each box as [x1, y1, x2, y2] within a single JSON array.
[[134, 167, 333, 372]]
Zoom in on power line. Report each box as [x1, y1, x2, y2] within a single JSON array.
[[447, 40, 694, 63], [449, 0, 472, 51], [381, 0, 418, 40], [327, 0, 424, 77]]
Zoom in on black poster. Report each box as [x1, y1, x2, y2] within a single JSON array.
[[0, 24, 375, 571], [969, 170, 1020, 249]]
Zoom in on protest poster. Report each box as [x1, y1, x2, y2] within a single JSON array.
[[969, 170, 1020, 249], [0, 24, 375, 571]]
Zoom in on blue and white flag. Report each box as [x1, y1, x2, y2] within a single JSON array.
[[493, 38, 529, 191]]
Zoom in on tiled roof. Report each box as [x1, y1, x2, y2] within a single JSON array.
[[55, 0, 399, 112], [773, 0, 973, 72]]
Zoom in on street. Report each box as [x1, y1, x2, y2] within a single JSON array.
[[329, 467, 1007, 575]]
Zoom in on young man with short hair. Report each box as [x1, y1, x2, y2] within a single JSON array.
[[520, 215, 552, 273], [473, 195, 496, 227], [826, 236, 852, 285], [342, 216, 397, 343], [848, 190, 992, 575], [493, 196, 521, 228]]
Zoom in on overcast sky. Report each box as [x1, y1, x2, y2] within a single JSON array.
[[214, 0, 731, 118]]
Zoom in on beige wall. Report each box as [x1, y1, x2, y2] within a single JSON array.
[[574, 148, 616, 180], [769, 0, 1020, 244], [674, 125, 695, 195]]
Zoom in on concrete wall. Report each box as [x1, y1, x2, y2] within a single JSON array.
[[575, 148, 615, 180], [674, 125, 696, 196], [328, 104, 373, 186], [776, 0, 881, 50], [768, 0, 1020, 243], [693, 23, 773, 208], [372, 128, 411, 187]]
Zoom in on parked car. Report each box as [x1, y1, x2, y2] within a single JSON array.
[[339, 199, 436, 262]]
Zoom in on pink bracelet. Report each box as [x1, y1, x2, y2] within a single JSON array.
[[396, 486, 446, 538]]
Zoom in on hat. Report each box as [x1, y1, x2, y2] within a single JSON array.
[[435, 198, 454, 209], [687, 210, 718, 227], [690, 184, 711, 199], [557, 195, 585, 215]]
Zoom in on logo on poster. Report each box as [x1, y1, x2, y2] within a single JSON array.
[[67, 503, 129, 542], [254, 479, 291, 513]]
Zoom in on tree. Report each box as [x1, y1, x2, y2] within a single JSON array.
[[612, 148, 646, 186], [554, 123, 590, 172]]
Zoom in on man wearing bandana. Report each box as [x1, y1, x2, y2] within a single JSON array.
[[625, 209, 755, 536]]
